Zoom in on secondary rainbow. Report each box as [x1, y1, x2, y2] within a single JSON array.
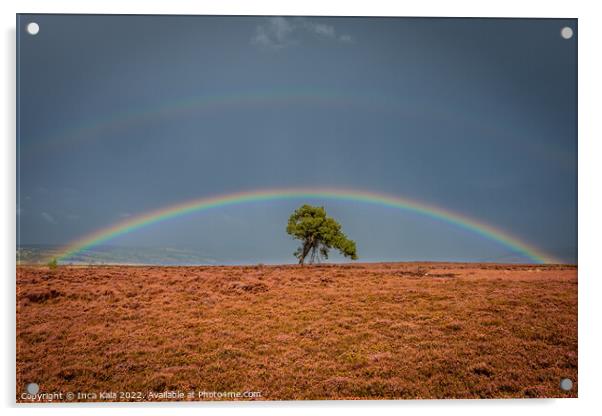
[[56, 188, 558, 264], [25, 87, 476, 156]]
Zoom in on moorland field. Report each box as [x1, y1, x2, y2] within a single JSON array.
[[16, 262, 577, 401]]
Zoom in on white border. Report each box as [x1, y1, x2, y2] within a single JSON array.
[[3, 1, 601, 415]]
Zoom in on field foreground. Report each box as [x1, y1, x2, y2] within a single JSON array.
[[17, 263, 577, 401]]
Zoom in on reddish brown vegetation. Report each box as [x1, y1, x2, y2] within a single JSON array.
[[16, 263, 577, 401]]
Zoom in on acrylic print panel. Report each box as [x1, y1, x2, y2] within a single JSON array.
[[16, 14, 577, 402]]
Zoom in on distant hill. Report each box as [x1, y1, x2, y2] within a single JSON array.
[[16, 244, 221, 266]]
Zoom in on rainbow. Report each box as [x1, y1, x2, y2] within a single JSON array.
[[25, 88, 386, 153], [24, 87, 484, 156], [56, 187, 558, 264]]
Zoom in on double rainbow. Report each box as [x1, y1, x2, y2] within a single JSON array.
[[56, 187, 558, 264]]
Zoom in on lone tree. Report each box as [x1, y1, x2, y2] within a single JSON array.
[[286, 204, 358, 265]]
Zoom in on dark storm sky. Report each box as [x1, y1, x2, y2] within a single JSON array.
[[17, 15, 577, 263]]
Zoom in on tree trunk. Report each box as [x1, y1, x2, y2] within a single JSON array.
[[299, 238, 314, 266]]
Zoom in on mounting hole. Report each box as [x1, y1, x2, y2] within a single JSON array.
[[560, 378, 573, 391], [26, 22, 40, 36], [560, 26, 573, 40], [26, 382, 39, 395]]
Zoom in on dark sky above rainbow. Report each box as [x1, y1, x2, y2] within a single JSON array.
[[17, 15, 577, 264]]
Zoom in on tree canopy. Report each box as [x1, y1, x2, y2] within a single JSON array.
[[286, 204, 358, 265]]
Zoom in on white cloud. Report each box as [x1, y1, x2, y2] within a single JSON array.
[[252, 17, 353, 50], [252, 17, 295, 49], [303, 21, 336, 38], [41, 212, 57, 224]]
